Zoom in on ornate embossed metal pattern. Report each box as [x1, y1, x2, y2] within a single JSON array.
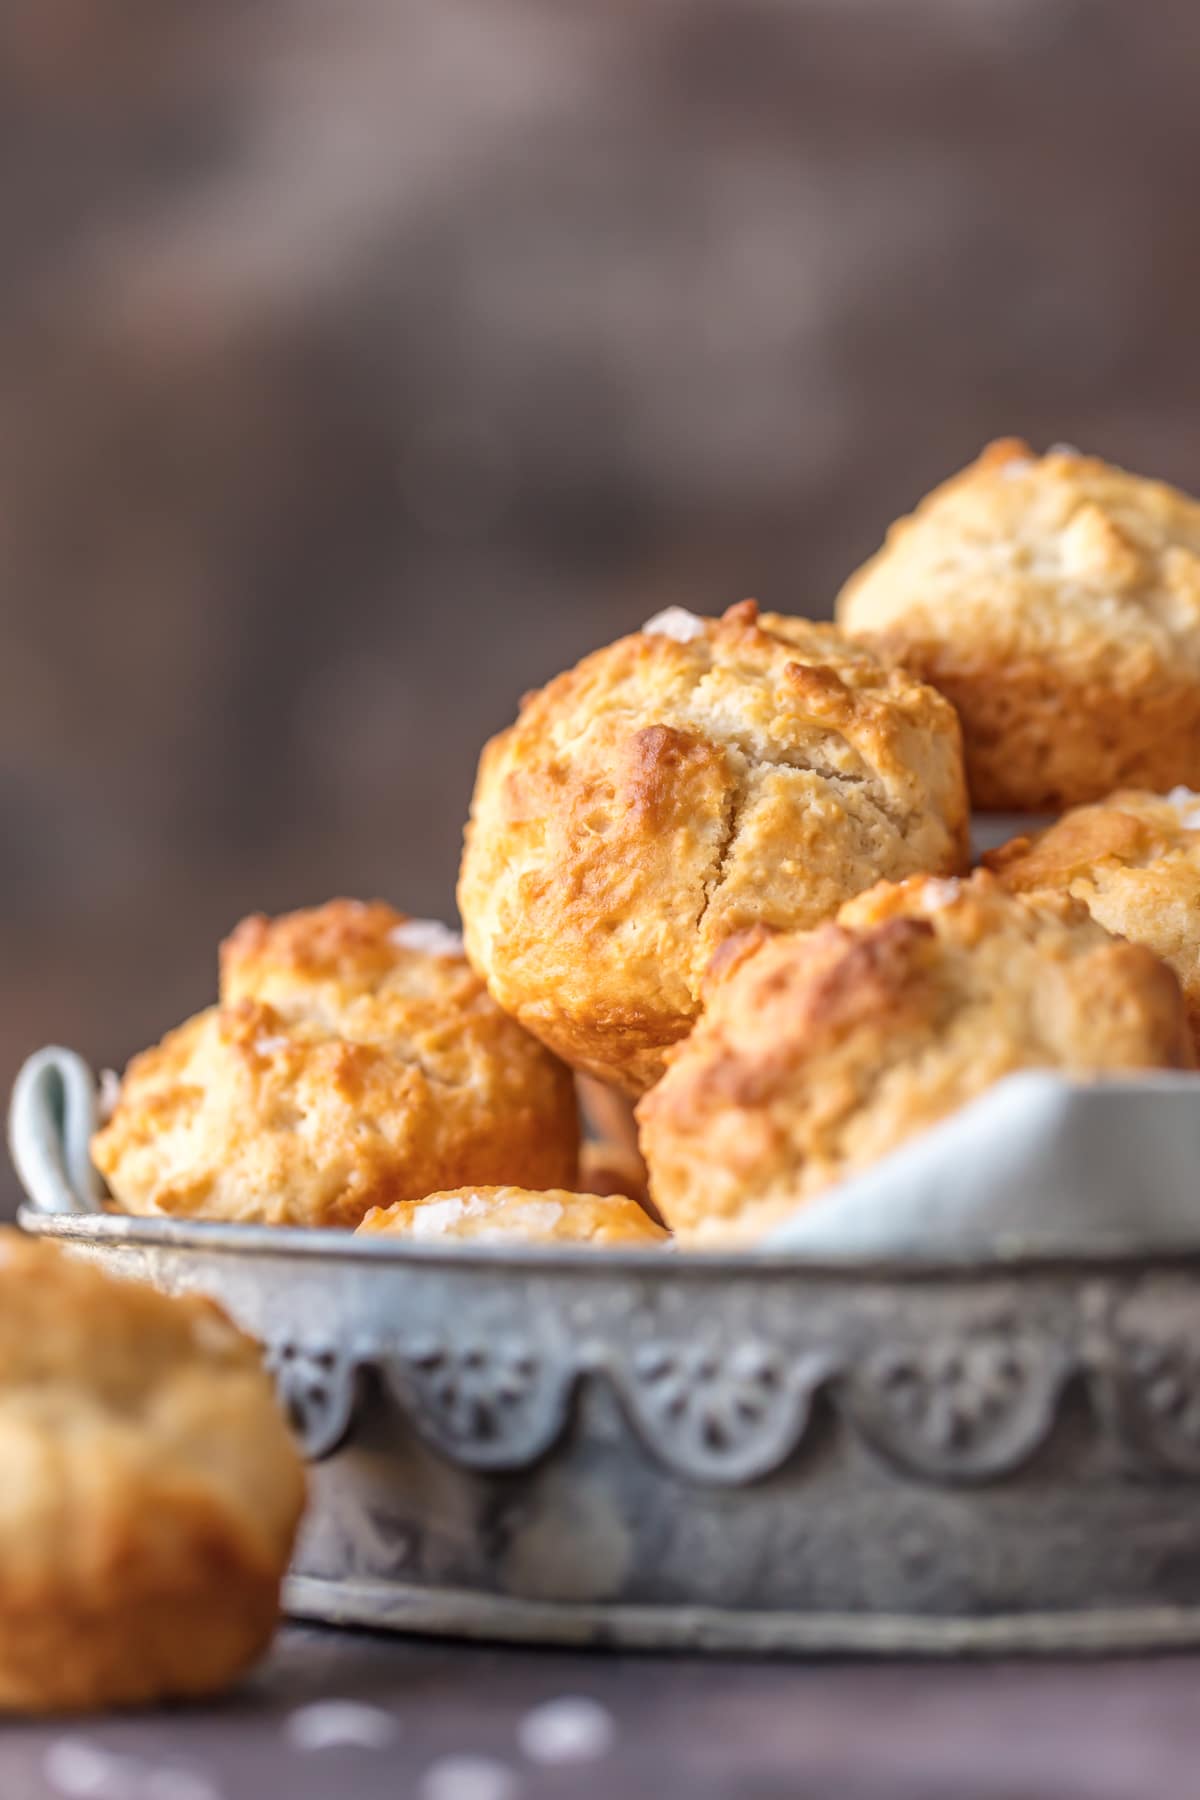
[[1095, 1281, 1200, 1476], [257, 1312, 1180, 1486], [848, 1326, 1070, 1481], [617, 1338, 832, 1483], [380, 1338, 577, 1470], [265, 1340, 359, 1460]]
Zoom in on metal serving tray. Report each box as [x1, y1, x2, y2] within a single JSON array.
[[12, 1048, 1200, 1656]]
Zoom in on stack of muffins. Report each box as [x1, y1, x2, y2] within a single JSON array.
[[95, 441, 1200, 1249], [19, 438, 1200, 1716]]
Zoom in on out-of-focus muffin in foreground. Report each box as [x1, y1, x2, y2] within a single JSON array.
[[459, 600, 968, 1096], [93, 899, 580, 1227], [357, 1186, 668, 1245], [837, 439, 1200, 811], [986, 787, 1200, 1052], [638, 872, 1196, 1247], [0, 1232, 305, 1713]]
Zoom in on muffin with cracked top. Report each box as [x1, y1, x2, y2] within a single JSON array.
[[458, 600, 968, 1096]]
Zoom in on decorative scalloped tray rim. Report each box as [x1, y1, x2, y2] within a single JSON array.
[[21, 1203, 1200, 1281]]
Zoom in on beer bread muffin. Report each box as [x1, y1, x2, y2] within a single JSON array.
[[837, 440, 1200, 811], [637, 873, 1195, 1246], [93, 900, 579, 1227], [459, 600, 968, 1095], [0, 1232, 305, 1713], [987, 788, 1200, 1052], [357, 1186, 667, 1245]]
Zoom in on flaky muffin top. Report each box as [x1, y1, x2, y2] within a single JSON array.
[[637, 872, 1195, 1245], [93, 899, 579, 1226], [356, 1186, 668, 1245], [838, 438, 1200, 681], [987, 787, 1200, 887], [221, 898, 469, 1014], [987, 789, 1200, 1045]]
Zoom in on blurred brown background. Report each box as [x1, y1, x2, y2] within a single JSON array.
[[4, 0, 1200, 1213]]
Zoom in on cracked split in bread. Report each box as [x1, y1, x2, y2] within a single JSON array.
[[458, 599, 968, 1095], [92, 899, 580, 1227]]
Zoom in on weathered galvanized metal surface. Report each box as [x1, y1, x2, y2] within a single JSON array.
[[13, 1047, 1200, 1655]]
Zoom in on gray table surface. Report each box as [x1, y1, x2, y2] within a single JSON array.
[[6, 1626, 1200, 1800]]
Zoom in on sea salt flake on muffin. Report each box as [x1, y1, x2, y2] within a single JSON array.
[[387, 919, 465, 957], [1166, 786, 1200, 828], [357, 1186, 667, 1246], [641, 606, 707, 643]]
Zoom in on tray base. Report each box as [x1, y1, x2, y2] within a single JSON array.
[[284, 1576, 1200, 1658]]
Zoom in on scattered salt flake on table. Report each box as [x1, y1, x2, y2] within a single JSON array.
[[44, 1741, 224, 1800], [389, 920, 465, 958], [417, 1753, 519, 1800], [1047, 442, 1082, 457], [642, 606, 706, 643], [141, 1769, 225, 1800], [284, 1699, 401, 1752], [517, 1696, 616, 1765], [44, 1740, 134, 1800]]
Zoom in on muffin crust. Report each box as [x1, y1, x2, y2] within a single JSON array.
[[838, 439, 1200, 810], [459, 600, 967, 1094], [987, 788, 1200, 1052], [357, 1185, 667, 1245], [0, 1233, 305, 1712], [638, 872, 1195, 1246], [94, 900, 579, 1227]]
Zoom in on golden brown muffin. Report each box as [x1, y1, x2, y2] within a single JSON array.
[[837, 439, 1200, 811], [357, 1186, 668, 1245], [94, 900, 579, 1227], [0, 1232, 305, 1713], [637, 872, 1195, 1247], [986, 788, 1200, 1052], [458, 600, 968, 1095]]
